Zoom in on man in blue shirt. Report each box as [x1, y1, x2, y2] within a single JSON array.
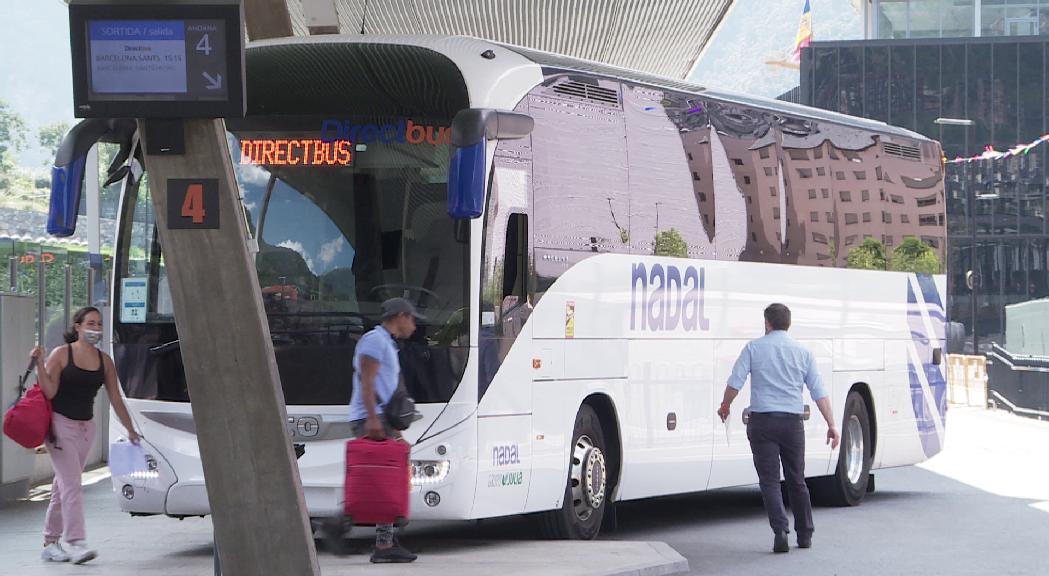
[[348, 297, 421, 563], [717, 303, 840, 553]]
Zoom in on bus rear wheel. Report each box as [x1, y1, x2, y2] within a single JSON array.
[[812, 391, 871, 506], [538, 405, 608, 540]]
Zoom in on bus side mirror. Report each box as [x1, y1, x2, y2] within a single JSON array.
[[447, 109, 533, 220], [47, 118, 137, 237], [447, 139, 486, 220], [48, 156, 88, 237]]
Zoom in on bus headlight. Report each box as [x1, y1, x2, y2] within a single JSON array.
[[128, 454, 160, 482], [410, 460, 450, 486]]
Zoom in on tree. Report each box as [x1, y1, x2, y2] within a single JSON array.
[[846, 238, 887, 271], [38, 122, 70, 165], [0, 99, 28, 167], [890, 237, 941, 274], [653, 228, 688, 258], [0, 100, 28, 193]]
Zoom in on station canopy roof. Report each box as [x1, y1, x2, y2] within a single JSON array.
[[277, 0, 734, 79]]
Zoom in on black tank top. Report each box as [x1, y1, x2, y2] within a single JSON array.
[[51, 345, 105, 421]]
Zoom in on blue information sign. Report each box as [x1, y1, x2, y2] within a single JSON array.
[[89, 20, 190, 94]]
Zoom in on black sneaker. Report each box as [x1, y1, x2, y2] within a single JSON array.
[[773, 531, 789, 553], [797, 533, 812, 549], [370, 545, 418, 564], [322, 516, 351, 557]]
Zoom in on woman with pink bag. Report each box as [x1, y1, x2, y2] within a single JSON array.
[[30, 306, 141, 565]]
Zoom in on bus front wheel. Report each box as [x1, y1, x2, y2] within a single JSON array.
[[811, 391, 872, 506], [538, 405, 608, 539]]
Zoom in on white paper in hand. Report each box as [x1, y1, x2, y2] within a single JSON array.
[[109, 441, 148, 476]]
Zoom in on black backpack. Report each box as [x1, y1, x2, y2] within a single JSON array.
[[383, 386, 421, 431]]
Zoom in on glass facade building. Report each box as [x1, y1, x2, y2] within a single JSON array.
[[802, 36, 1049, 353], [870, 0, 1049, 39]]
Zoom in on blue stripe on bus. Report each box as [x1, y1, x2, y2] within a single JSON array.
[[906, 276, 947, 458]]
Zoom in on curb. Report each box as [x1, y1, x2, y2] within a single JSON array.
[[591, 542, 690, 576]]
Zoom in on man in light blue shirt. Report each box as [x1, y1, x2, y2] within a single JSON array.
[[717, 303, 840, 553], [347, 297, 421, 564]]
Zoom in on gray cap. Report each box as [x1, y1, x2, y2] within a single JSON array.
[[381, 297, 424, 320]]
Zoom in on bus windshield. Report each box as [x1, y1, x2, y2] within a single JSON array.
[[231, 117, 470, 404], [114, 116, 470, 406]]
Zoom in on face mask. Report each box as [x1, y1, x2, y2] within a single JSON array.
[[82, 330, 103, 346]]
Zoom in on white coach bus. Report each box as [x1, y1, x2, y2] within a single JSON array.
[[93, 35, 947, 539]]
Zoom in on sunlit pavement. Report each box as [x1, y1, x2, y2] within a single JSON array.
[[602, 406, 1049, 575], [919, 406, 1049, 509], [0, 470, 685, 576], [2, 407, 1045, 575]]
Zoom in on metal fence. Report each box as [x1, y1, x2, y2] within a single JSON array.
[[0, 239, 112, 349], [985, 344, 1049, 420]]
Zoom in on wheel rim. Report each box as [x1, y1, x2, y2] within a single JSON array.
[[845, 414, 864, 485], [570, 435, 606, 521]]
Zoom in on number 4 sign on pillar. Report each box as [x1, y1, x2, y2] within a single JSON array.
[[167, 179, 220, 229]]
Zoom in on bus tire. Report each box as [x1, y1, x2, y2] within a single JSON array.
[[538, 405, 609, 540], [813, 391, 872, 506]]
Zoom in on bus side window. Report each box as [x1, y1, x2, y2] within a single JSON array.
[[479, 148, 533, 397], [500, 213, 531, 339]]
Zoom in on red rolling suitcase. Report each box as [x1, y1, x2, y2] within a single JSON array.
[[342, 437, 411, 526]]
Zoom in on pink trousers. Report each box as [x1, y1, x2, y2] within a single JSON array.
[[43, 412, 96, 544]]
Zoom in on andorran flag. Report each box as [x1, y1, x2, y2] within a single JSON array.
[[791, 0, 813, 64]]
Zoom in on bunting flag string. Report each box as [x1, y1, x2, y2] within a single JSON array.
[[944, 134, 1049, 164]]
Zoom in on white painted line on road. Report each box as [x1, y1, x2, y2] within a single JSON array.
[[1030, 501, 1049, 515]]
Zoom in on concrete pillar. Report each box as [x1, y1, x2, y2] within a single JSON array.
[[244, 0, 294, 40], [138, 119, 319, 576], [303, 0, 340, 35]]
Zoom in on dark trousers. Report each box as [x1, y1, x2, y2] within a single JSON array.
[[747, 413, 814, 536]]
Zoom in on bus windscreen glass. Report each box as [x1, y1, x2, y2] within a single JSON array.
[[114, 116, 469, 406]]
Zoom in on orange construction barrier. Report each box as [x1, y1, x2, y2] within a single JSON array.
[[945, 354, 988, 408]]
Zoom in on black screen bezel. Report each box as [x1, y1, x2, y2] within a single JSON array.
[[69, 2, 245, 118]]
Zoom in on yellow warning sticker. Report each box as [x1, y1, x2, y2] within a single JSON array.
[[565, 301, 575, 339]]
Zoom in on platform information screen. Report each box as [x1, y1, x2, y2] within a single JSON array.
[[70, 2, 244, 118]]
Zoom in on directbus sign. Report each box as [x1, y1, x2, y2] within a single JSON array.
[[69, 1, 244, 118], [239, 139, 354, 167]]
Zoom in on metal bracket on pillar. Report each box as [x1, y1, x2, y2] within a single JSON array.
[[145, 119, 186, 156]]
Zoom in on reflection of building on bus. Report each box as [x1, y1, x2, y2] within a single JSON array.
[[685, 105, 945, 269], [104, 36, 947, 541], [262, 284, 299, 312]]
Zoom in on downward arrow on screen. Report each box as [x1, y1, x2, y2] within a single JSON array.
[[202, 72, 223, 90]]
